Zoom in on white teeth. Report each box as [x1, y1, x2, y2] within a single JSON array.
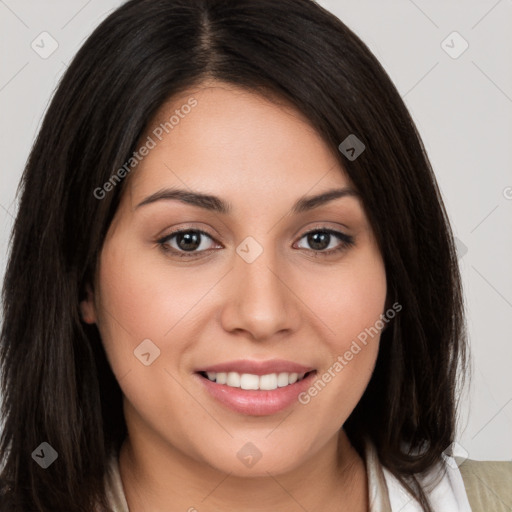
[[226, 372, 241, 387], [203, 371, 307, 390], [240, 373, 260, 390], [277, 372, 290, 387], [259, 373, 277, 390]]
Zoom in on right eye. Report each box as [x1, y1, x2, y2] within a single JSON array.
[[157, 229, 221, 258]]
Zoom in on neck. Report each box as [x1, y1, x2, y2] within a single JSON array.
[[118, 425, 368, 512]]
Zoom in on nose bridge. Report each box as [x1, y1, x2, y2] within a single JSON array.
[[220, 237, 300, 339], [239, 247, 281, 301]]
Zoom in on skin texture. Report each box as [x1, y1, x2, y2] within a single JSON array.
[[80, 81, 387, 512]]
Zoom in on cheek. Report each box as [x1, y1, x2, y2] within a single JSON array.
[[298, 249, 386, 419], [97, 237, 213, 337], [306, 248, 387, 348], [94, 239, 215, 442], [94, 231, 237, 440]]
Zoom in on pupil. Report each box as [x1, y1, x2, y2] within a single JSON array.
[[178, 232, 200, 251], [309, 232, 330, 250]]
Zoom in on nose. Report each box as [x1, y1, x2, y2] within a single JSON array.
[[219, 245, 302, 341]]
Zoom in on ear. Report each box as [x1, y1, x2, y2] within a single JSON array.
[[79, 283, 97, 324]]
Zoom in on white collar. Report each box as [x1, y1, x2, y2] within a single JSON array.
[[364, 437, 472, 511]]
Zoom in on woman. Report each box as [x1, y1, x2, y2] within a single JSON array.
[[1, 0, 508, 511]]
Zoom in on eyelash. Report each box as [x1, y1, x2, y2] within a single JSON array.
[[156, 227, 355, 259]]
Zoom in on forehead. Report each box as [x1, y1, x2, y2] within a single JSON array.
[[126, 82, 353, 205]]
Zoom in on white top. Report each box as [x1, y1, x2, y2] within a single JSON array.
[[104, 439, 473, 511]]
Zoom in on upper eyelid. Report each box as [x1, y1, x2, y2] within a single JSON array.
[[159, 225, 351, 249]]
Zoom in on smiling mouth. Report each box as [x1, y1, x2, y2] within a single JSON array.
[[197, 370, 316, 391]]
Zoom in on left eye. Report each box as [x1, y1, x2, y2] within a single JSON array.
[[295, 229, 353, 253]]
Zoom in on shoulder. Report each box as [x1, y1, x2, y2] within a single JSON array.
[[456, 458, 512, 512], [380, 457, 471, 511]]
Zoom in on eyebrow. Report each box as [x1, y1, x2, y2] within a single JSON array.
[[135, 186, 359, 214]]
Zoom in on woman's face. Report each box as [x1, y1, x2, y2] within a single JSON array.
[[82, 81, 387, 476]]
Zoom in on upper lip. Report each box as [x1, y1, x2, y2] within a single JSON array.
[[196, 359, 315, 376]]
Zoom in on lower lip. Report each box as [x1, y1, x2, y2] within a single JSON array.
[[195, 371, 317, 416]]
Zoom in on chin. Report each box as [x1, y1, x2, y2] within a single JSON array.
[[199, 444, 306, 477]]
